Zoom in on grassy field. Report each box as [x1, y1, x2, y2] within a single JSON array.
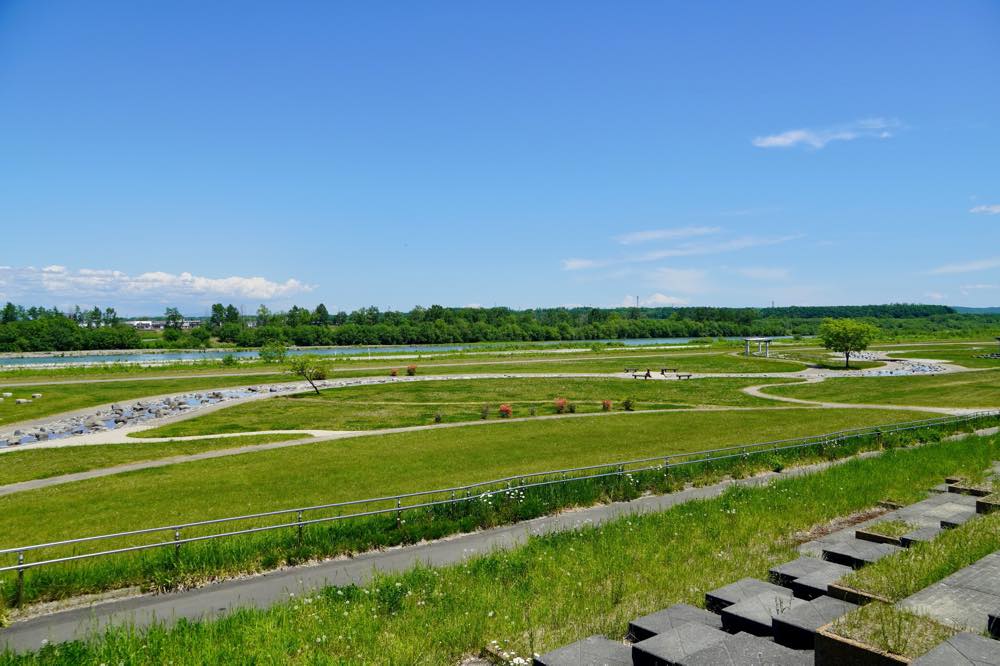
[[137, 376, 799, 436], [0, 434, 307, 487], [0, 374, 293, 426], [0, 409, 927, 546], [763, 369, 1000, 408], [4, 433, 995, 664]]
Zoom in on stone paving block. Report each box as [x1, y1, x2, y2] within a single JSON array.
[[719, 590, 806, 636], [533, 635, 631, 666], [631, 622, 729, 666], [704, 577, 788, 613], [902, 582, 1000, 634], [945, 553, 1000, 596], [911, 632, 1000, 665], [929, 482, 951, 493], [768, 556, 847, 588], [772, 595, 858, 650], [677, 632, 813, 665], [821, 537, 902, 569], [627, 603, 723, 642], [789, 568, 845, 600], [900, 526, 943, 548], [940, 506, 978, 529]]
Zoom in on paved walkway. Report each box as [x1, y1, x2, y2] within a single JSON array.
[[0, 449, 887, 653]]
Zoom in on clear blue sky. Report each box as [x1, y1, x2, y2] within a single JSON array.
[[1, 1, 998, 315]]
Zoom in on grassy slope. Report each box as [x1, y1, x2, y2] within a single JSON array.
[[0, 434, 306, 487], [0, 408, 929, 545], [138, 377, 798, 436], [764, 369, 1000, 408], [6, 434, 996, 665], [0, 375, 292, 426]]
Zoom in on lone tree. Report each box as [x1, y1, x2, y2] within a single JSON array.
[[288, 355, 327, 395], [818, 318, 879, 368]]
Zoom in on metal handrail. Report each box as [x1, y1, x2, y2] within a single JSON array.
[[0, 411, 996, 582]]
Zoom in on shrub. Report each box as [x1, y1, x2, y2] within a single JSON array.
[[554, 397, 568, 414], [389, 368, 398, 377], [480, 404, 490, 420], [221, 354, 238, 367], [406, 365, 417, 376], [258, 341, 287, 364], [433, 413, 442, 424], [567, 402, 576, 414], [529, 406, 537, 416], [621, 397, 635, 411], [602, 399, 612, 411], [499, 404, 512, 418]]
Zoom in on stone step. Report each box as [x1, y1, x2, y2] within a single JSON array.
[[674, 632, 813, 665], [911, 632, 1000, 665], [772, 595, 858, 650], [532, 635, 631, 666], [900, 526, 943, 548], [704, 577, 789, 613], [627, 604, 722, 642], [821, 538, 902, 569], [940, 506, 978, 529], [719, 590, 807, 636], [631, 622, 729, 666], [790, 567, 850, 601], [768, 556, 848, 589]]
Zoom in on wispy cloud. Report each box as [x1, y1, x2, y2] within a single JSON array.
[[970, 204, 1000, 215], [924, 291, 947, 302], [736, 267, 790, 281], [646, 267, 709, 294], [928, 257, 1000, 274], [623, 293, 688, 307], [0, 265, 315, 303], [752, 117, 901, 150], [562, 235, 800, 271], [614, 226, 720, 246]]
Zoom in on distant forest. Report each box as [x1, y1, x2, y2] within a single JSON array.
[[0, 301, 997, 352]]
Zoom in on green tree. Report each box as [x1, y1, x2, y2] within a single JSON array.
[[209, 303, 226, 328], [259, 340, 288, 363], [164, 307, 184, 329], [1, 302, 16, 324], [287, 355, 327, 395], [818, 318, 880, 368], [103, 307, 119, 326], [224, 304, 241, 323], [256, 304, 272, 328], [312, 303, 330, 326], [189, 326, 212, 347]]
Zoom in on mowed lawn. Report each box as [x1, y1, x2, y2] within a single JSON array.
[[0, 374, 293, 426], [0, 433, 307, 487], [138, 376, 800, 436], [765, 369, 1000, 408], [0, 407, 931, 545]]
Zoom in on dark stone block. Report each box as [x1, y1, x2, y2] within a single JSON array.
[[704, 577, 788, 613], [628, 603, 723, 642], [790, 569, 841, 600], [912, 632, 1000, 665], [720, 590, 806, 636], [631, 622, 728, 666], [677, 632, 813, 665], [940, 507, 977, 529], [533, 636, 631, 666], [769, 556, 847, 588], [900, 526, 943, 548], [772, 595, 858, 650], [821, 538, 902, 569]]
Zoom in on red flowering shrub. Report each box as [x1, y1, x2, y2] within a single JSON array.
[[602, 399, 612, 411], [389, 368, 398, 377], [554, 397, 568, 414], [499, 403, 513, 418], [406, 365, 417, 376]]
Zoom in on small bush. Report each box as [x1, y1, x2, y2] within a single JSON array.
[[480, 404, 490, 420], [433, 413, 442, 424], [567, 402, 576, 414], [601, 400, 612, 411], [554, 398, 568, 414], [529, 406, 537, 416], [221, 354, 238, 367], [621, 398, 635, 411], [498, 404, 512, 418], [406, 365, 417, 376], [389, 368, 398, 377]]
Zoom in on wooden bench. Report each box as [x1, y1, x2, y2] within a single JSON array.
[[676, 373, 693, 380], [660, 367, 677, 375], [624, 367, 639, 373]]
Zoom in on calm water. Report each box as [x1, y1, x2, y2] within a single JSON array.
[[0, 337, 729, 367]]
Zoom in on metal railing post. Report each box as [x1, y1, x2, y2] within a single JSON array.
[[396, 499, 402, 526], [174, 529, 181, 557], [296, 511, 303, 547], [16, 551, 24, 608]]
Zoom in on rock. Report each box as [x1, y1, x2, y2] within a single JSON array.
[[85, 416, 103, 428], [31, 393, 42, 399], [15, 398, 31, 404], [13, 429, 22, 436], [1, 392, 12, 398]]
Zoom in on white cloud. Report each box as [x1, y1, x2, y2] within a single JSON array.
[[615, 226, 720, 245], [928, 257, 1000, 274], [622, 293, 689, 307], [960, 284, 999, 290], [646, 267, 709, 294], [562, 235, 800, 271], [970, 204, 1000, 215], [0, 266, 314, 303], [735, 267, 790, 281], [924, 291, 947, 301], [752, 118, 900, 150]]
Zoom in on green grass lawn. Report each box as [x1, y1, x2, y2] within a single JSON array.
[[0, 408, 930, 547], [137, 376, 799, 436], [0, 434, 306, 487], [763, 369, 1000, 408], [0, 375, 293, 427], [4, 434, 994, 665], [887, 346, 1000, 369]]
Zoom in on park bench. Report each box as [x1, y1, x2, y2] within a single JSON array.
[[660, 367, 677, 375], [624, 367, 639, 373], [676, 373, 693, 380]]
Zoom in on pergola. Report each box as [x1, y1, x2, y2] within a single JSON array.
[[744, 337, 773, 357]]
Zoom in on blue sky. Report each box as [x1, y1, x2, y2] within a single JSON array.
[[1, 1, 998, 315]]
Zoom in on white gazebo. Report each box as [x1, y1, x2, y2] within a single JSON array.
[[744, 337, 773, 357]]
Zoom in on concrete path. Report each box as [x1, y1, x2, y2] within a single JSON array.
[[0, 448, 889, 653]]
